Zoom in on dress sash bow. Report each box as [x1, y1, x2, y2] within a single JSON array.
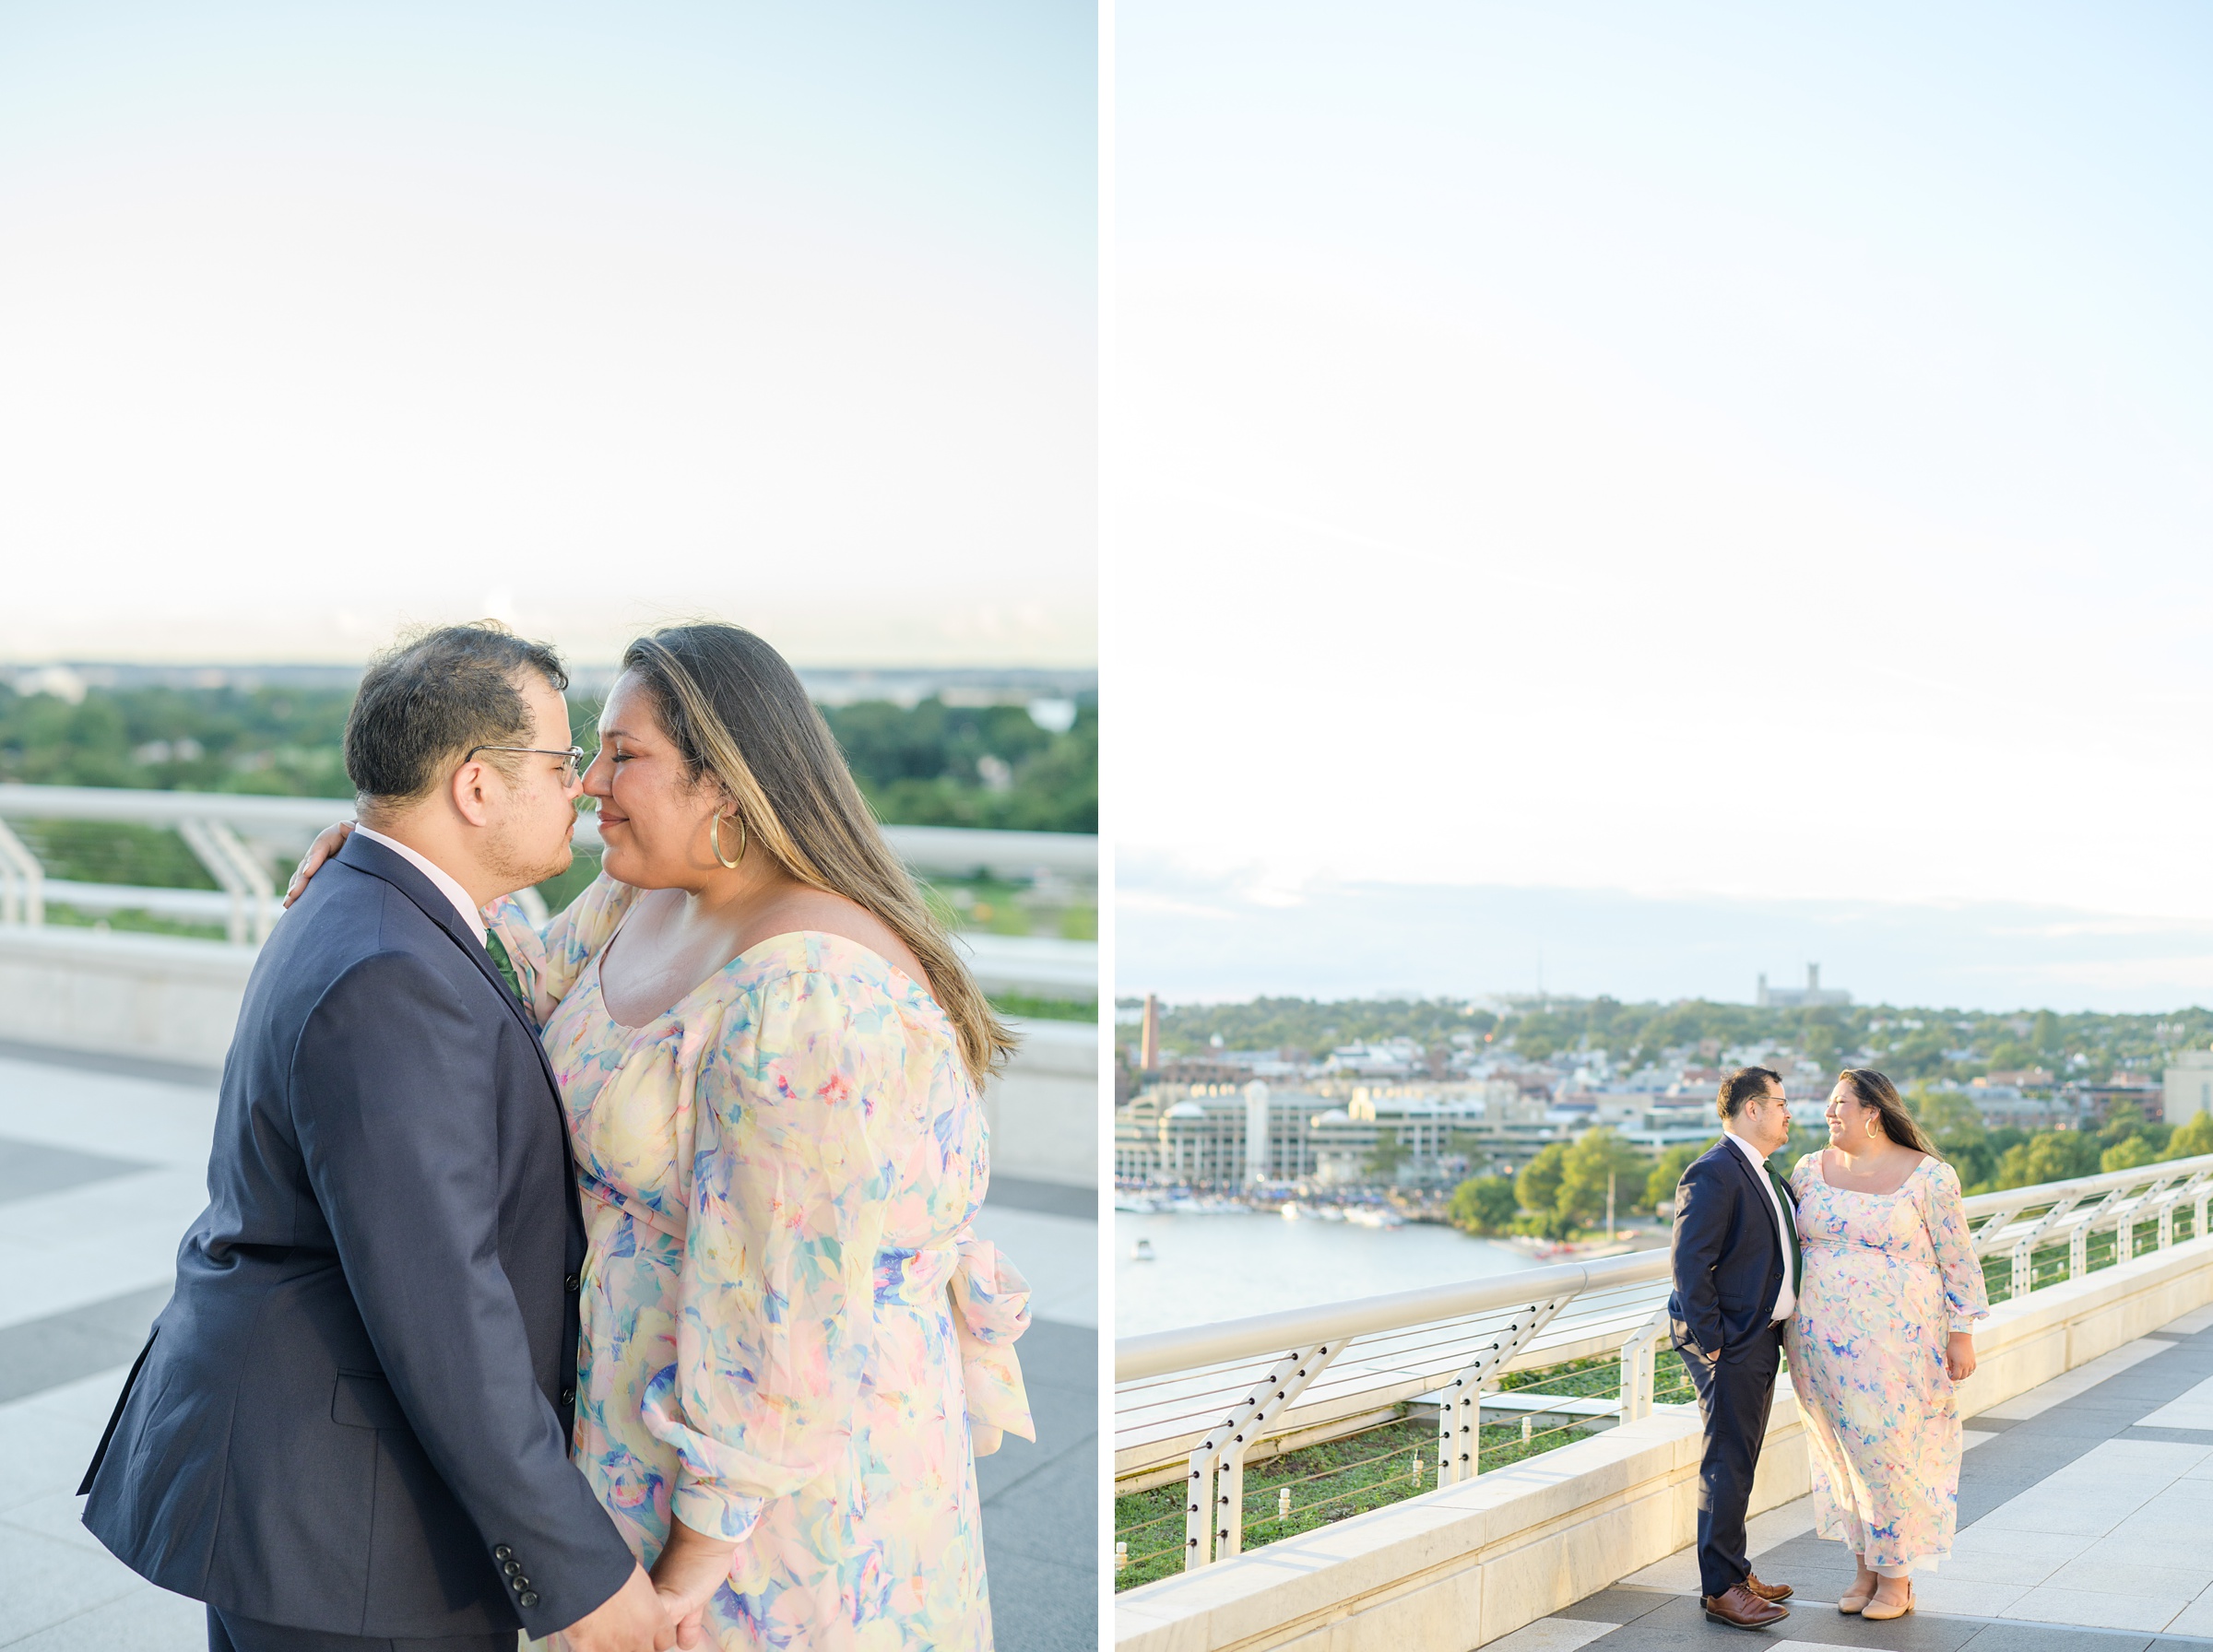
[[876, 1231, 1036, 1448], [947, 1232, 1035, 1447]]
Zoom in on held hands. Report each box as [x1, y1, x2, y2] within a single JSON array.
[[282, 821, 355, 907], [1946, 1331, 1977, 1383], [561, 1563, 692, 1652], [655, 1586, 708, 1651], [647, 1516, 738, 1650]]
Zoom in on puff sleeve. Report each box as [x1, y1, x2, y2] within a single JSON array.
[[643, 968, 891, 1542], [1923, 1159, 1991, 1334]]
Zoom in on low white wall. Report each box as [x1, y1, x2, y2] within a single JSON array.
[[1116, 1233, 2213, 1652], [984, 1017, 1099, 1189], [0, 924, 254, 1068], [0, 926, 1099, 1191]]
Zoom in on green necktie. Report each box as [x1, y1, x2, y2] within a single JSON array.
[[484, 930, 527, 1008], [1767, 1163, 1804, 1292]]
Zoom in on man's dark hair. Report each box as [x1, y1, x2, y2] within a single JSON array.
[[1718, 1065, 1782, 1121], [344, 622, 567, 815]]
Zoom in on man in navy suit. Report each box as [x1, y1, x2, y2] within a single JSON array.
[[81, 625, 678, 1652], [1667, 1065, 1803, 1631]]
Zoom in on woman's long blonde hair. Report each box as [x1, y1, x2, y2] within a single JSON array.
[[621, 624, 1016, 1084]]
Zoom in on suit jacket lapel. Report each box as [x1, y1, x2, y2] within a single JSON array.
[[1767, 1162, 1805, 1289], [1724, 1138, 1788, 1273], [335, 835, 556, 1076]]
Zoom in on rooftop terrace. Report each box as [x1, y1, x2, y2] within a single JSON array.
[[0, 1042, 1096, 1650], [1117, 1153, 2213, 1650]]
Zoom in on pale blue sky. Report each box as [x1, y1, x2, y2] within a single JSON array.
[[0, 2, 1095, 665], [1115, 3, 2213, 1007]]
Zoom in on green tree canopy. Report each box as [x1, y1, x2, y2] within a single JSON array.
[[2101, 1135, 2160, 1174], [1448, 1174, 1520, 1235], [1646, 1139, 1718, 1210], [1556, 1127, 1649, 1226], [2168, 1111, 2213, 1161], [1909, 1084, 1995, 1190], [1516, 1142, 1572, 1236], [2098, 1100, 2170, 1156], [1994, 1130, 2101, 1190]]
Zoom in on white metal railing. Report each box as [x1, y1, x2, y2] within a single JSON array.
[[1115, 1152, 2213, 1575], [0, 785, 1098, 990], [0, 785, 1096, 874], [0, 816, 43, 926]]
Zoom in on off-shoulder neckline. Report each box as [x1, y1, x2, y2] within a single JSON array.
[[590, 925, 944, 1034]]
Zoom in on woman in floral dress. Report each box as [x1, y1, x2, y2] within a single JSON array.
[[1786, 1068, 1987, 1622], [296, 622, 1034, 1651]]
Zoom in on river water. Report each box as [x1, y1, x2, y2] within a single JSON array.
[[1115, 1209, 1540, 1336]]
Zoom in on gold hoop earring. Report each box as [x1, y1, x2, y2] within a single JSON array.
[[710, 813, 747, 869]]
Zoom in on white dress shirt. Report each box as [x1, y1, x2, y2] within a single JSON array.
[[1725, 1128, 1796, 1324], [350, 824, 488, 948]]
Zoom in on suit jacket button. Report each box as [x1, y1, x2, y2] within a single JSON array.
[[560, 1386, 575, 1405], [493, 1545, 514, 1562], [519, 1591, 540, 1609], [564, 1273, 580, 1292]]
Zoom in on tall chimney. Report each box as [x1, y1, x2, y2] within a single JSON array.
[[1141, 994, 1161, 1071], [1807, 963, 1821, 994]]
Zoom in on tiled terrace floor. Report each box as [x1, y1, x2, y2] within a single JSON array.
[[1495, 1302, 2213, 1650], [0, 1046, 1097, 1651]]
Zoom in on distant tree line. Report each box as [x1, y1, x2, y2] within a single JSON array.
[[1140, 994, 2212, 1089], [1444, 1091, 2213, 1243], [0, 682, 1095, 833]]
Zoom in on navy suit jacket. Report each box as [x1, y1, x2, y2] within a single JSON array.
[[80, 832, 636, 1639], [1666, 1137, 1794, 1362]]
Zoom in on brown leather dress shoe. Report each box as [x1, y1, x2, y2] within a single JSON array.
[[1744, 1571, 1793, 1602], [1702, 1583, 1790, 1629]]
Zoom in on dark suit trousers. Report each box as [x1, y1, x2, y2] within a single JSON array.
[[208, 1607, 515, 1652], [1679, 1325, 1781, 1599]]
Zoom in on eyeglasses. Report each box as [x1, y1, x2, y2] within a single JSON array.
[[465, 743, 586, 783]]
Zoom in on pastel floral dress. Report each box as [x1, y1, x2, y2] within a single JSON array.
[[489, 875, 1034, 1651], [1783, 1154, 1988, 1575]]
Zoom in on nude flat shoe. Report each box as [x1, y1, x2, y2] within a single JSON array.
[[1861, 1582, 1914, 1621], [1836, 1589, 1871, 1614]]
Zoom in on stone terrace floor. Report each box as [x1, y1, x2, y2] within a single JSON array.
[[1496, 1301, 2213, 1651], [0, 1044, 1097, 1651]]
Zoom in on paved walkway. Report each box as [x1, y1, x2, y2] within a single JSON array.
[[0, 1047, 1097, 1651], [1495, 1302, 2213, 1650]]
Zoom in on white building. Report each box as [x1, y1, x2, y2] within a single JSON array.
[[2166, 1051, 2213, 1125], [1757, 963, 1852, 1009], [1244, 1080, 1271, 1186]]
